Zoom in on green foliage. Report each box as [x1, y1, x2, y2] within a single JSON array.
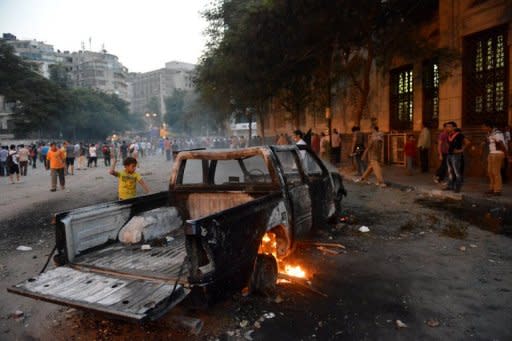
[[197, 0, 451, 127], [0, 41, 134, 140]]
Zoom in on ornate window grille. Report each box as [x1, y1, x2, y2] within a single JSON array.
[[422, 59, 439, 127], [390, 65, 414, 131], [463, 25, 508, 126]]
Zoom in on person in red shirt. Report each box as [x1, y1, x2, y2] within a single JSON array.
[[404, 135, 417, 176], [47, 142, 66, 192]]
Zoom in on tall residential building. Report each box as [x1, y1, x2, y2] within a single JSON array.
[[71, 50, 130, 102], [129, 61, 195, 115], [2, 33, 63, 79]]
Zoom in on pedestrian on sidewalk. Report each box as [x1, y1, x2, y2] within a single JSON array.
[[164, 137, 172, 161], [109, 157, 150, 200], [18, 144, 29, 176], [102, 143, 111, 167], [331, 128, 342, 166], [0, 145, 9, 177], [350, 126, 365, 176], [30, 144, 38, 169], [7, 144, 20, 184], [444, 122, 470, 193], [47, 142, 66, 192], [320, 131, 331, 163], [434, 123, 449, 184], [88, 143, 98, 167], [358, 126, 386, 187], [417, 121, 431, 173], [40, 143, 50, 170], [483, 120, 506, 196], [64, 141, 75, 175], [404, 135, 417, 176]]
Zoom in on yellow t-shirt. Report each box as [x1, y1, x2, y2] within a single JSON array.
[[115, 170, 142, 200]]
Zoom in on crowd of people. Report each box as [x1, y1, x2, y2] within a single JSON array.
[[2, 121, 510, 196]]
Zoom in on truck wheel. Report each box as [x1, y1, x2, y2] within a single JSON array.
[[249, 254, 278, 295]]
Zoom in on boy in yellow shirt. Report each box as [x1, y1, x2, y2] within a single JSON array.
[[109, 157, 150, 200]]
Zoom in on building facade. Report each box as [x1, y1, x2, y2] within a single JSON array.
[[129, 61, 195, 116], [71, 50, 130, 102], [265, 0, 512, 176], [2, 33, 63, 79]]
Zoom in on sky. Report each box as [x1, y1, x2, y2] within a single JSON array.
[[0, 0, 209, 73]]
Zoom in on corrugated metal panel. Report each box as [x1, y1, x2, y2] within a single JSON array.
[[9, 267, 189, 321]]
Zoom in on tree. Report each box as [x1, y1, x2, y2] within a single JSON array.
[[0, 41, 135, 139], [197, 0, 453, 130]]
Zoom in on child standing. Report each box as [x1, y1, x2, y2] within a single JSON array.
[[109, 157, 150, 200], [404, 135, 417, 176]]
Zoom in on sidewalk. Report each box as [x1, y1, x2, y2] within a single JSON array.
[[338, 164, 512, 207]]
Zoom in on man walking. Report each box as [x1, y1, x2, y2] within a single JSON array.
[[358, 126, 386, 187], [434, 123, 449, 183], [18, 144, 29, 176], [417, 121, 431, 173], [483, 120, 506, 196], [47, 142, 66, 192], [444, 122, 470, 193], [164, 137, 172, 161], [64, 141, 75, 175], [331, 128, 342, 166], [0, 145, 8, 177]]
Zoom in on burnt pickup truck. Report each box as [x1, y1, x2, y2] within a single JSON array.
[[9, 145, 345, 321]]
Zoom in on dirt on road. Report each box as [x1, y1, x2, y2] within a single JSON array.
[[0, 158, 511, 340]]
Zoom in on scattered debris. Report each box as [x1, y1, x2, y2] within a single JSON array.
[[11, 310, 24, 321], [263, 312, 276, 319], [240, 320, 249, 328], [277, 273, 328, 297], [469, 244, 477, 248], [244, 330, 254, 340], [299, 241, 346, 249], [395, 320, 408, 329], [317, 246, 342, 255], [489, 259, 496, 263], [426, 319, 440, 327], [171, 315, 203, 335], [165, 236, 175, 243], [16, 246, 32, 251], [358, 226, 370, 233], [141, 244, 152, 251], [459, 246, 466, 252], [253, 321, 261, 329], [274, 295, 284, 304]]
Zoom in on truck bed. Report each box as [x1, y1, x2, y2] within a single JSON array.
[[73, 234, 188, 283]]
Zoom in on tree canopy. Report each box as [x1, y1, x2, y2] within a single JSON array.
[[195, 0, 448, 128], [0, 41, 136, 140]]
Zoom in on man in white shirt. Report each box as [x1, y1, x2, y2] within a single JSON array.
[[483, 120, 506, 196]]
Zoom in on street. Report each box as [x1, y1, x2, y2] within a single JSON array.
[[0, 155, 510, 340]]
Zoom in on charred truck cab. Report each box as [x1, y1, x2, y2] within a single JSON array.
[[8, 146, 345, 321]]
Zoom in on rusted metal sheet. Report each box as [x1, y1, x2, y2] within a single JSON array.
[[8, 267, 189, 321], [184, 192, 254, 219]]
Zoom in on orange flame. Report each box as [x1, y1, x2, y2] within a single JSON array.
[[283, 264, 306, 278], [259, 232, 308, 279]]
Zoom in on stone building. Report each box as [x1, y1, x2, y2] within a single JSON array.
[[71, 50, 130, 102], [129, 61, 195, 116], [264, 0, 512, 176]]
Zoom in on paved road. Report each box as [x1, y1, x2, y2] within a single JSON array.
[[0, 158, 511, 340]]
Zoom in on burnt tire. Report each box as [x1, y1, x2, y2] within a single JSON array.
[[249, 254, 278, 295]]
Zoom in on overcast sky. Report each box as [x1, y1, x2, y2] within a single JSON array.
[[0, 0, 209, 73]]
